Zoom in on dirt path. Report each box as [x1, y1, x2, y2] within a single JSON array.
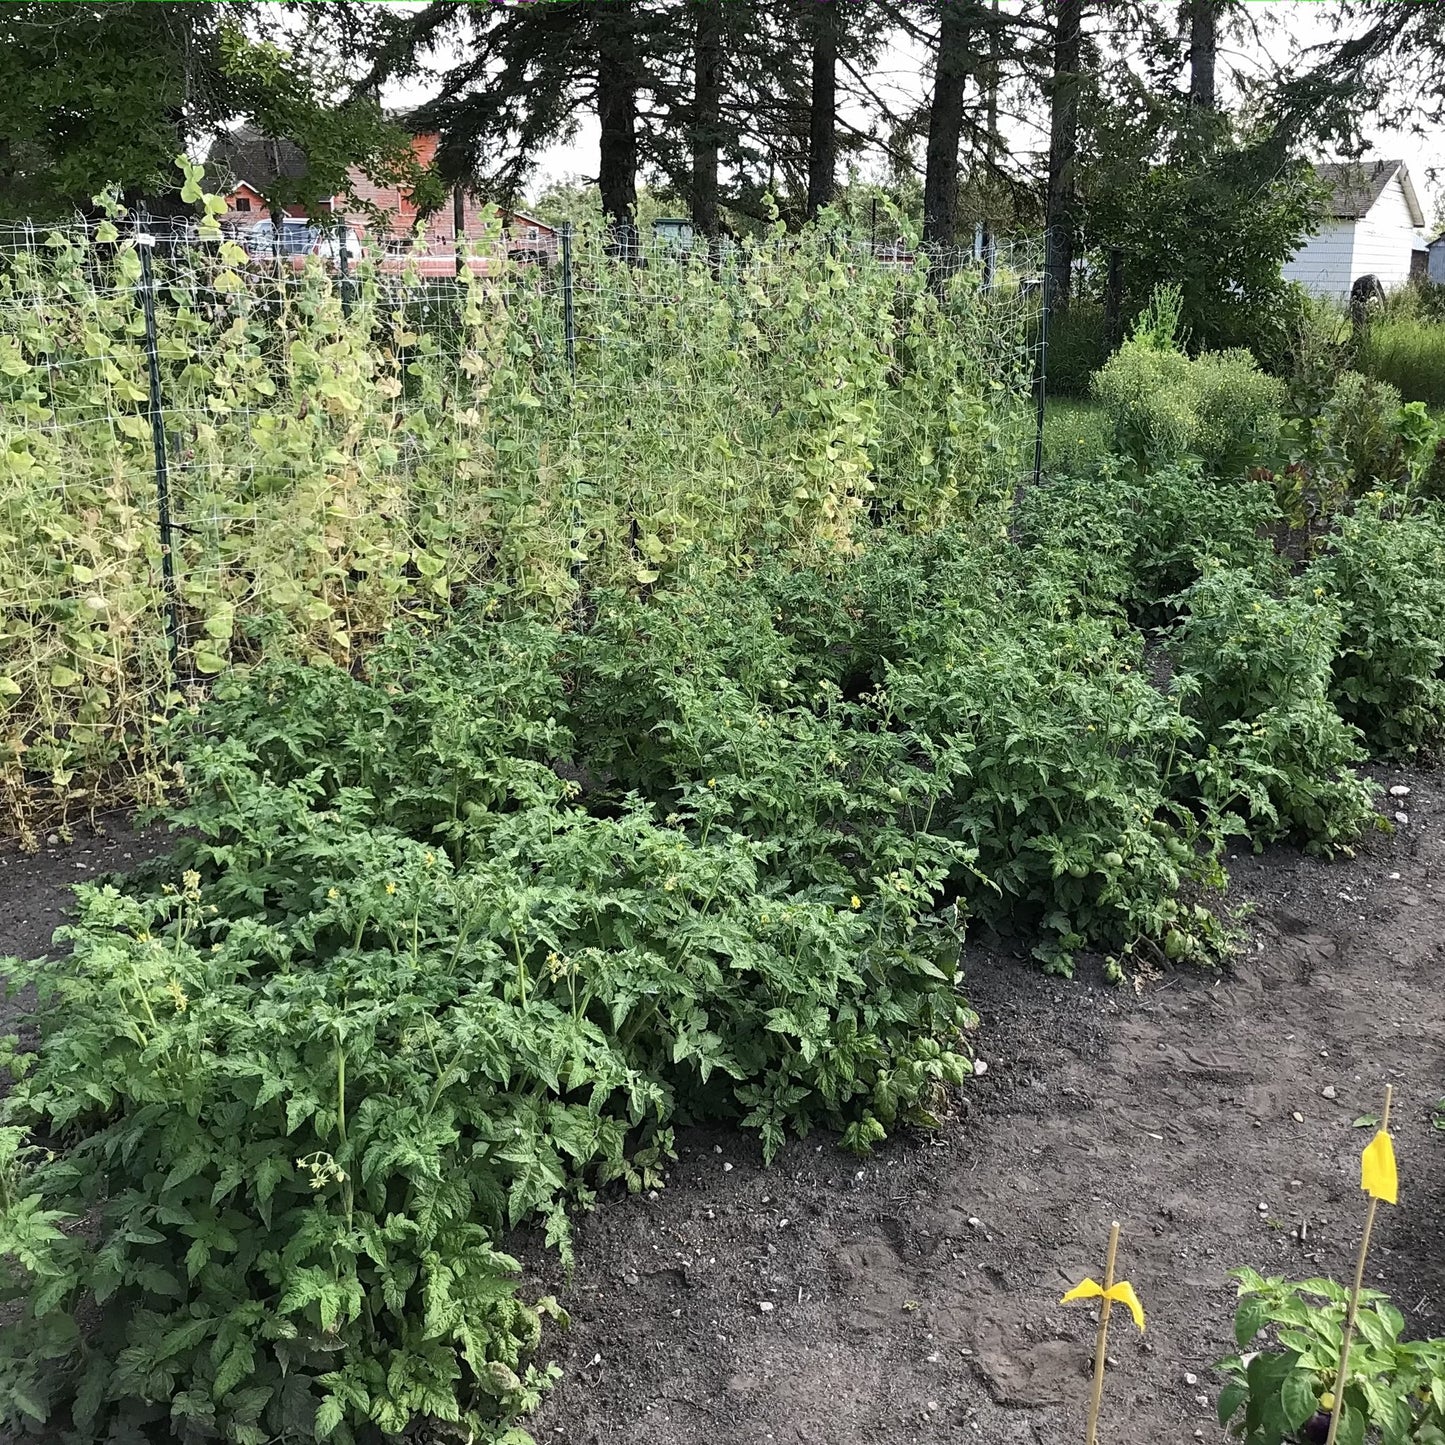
[[2, 786, 1442, 1445], [525, 775, 1445, 1445]]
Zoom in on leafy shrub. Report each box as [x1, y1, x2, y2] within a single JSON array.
[[569, 532, 1230, 974], [1090, 341, 1198, 467], [0, 607, 974, 1443], [1359, 316, 1445, 407], [1219, 1270, 1445, 1444], [1169, 566, 1377, 851], [1091, 338, 1284, 475], [1307, 504, 1445, 756], [1018, 462, 1284, 625], [1191, 349, 1287, 473], [1322, 371, 1405, 492]]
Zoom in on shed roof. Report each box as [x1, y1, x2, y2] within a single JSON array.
[[1314, 159, 1425, 228]]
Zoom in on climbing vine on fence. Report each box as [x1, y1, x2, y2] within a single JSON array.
[[0, 211, 1037, 840]]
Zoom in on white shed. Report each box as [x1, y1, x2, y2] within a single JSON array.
[[1282, 159, 1427, 298]]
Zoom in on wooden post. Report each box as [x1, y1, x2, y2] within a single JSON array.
[[1085, 1220, 1121, 1445], [1324, 1085, 1394, 1445]]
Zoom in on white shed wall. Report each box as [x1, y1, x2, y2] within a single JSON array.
[[1351, 174, 1422, 290], [1282, 221, 1357, 297]]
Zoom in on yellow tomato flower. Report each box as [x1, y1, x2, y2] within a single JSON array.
[[385, 880, 397, 895], [850, 895, 861, 909]]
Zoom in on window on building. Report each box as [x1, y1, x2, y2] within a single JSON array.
[[235, 197, 252, 213], [525, 227, 538, 241]]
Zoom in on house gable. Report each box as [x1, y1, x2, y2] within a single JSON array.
[[1353, 169, 1426, 290]]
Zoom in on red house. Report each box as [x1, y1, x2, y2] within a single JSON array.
[[205, 124, 558, 267]]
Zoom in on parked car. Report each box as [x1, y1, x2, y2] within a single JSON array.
[[307, 226, 364, 270], [242, 218, 315, 261]]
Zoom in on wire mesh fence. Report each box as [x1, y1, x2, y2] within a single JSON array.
[[0, 215, 1045, 838]]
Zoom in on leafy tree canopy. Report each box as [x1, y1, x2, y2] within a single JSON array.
[[0, 3, 419, 218]]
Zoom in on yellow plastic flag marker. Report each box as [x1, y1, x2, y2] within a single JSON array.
[[1360, 1128, 1398, 1205], [1062, 1277, 1147, 1334], [1326, 1086, 1396, 1445], [1062, 1222, 1144, 1445]]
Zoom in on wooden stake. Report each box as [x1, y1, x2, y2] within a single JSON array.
[[1324, 1085, 1394, 1445], [1085, 1220, 1121, 1445]]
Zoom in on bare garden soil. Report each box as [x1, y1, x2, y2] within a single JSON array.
[[2, 777, 1443, 1445]]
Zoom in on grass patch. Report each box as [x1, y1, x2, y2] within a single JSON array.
[[1043, 398, 1110, 474], [1359, 317, 1445, 408]]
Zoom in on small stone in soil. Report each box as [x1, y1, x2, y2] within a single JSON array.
[[1184, 1372, 1198, 1386], [1292, 1111, 1304, 1122], [758, 1301, 774, 1313], [1396, 811, 1410, 825], [723, 1162, 733, 1172], [973, 1059, 988, 1076], [1390, 785, 1410, 797], [1322, 1085, 1337, 1099]]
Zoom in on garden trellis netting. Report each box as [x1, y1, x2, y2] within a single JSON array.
[[0, 216, 1043, 841]]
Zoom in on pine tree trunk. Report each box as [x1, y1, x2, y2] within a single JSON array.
[[923, 0, 973, 254], [806, 0, 838, 221], [691, 0, 723, 237], [1188, 0, 1218, 109], [1044, 0, 1083, 313], [595, 0, 639, 257]]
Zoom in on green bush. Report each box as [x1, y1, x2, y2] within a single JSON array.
[[1169, 566, 1377, 851], [1359, 316, 1445, 407], [0, 612, 974, 1442], [1190, 349, 1287, 472], [1323, 371, 1404, 492], [1018, 462, 1284, 623], [1090, 341, 1198, 468], [1091, 336, 1284, 475], [1307, 503, 1445, 756], [567, 538, 1228, 974]]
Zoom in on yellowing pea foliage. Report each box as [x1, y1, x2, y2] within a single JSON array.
[[0, 219, 1037, 842]]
